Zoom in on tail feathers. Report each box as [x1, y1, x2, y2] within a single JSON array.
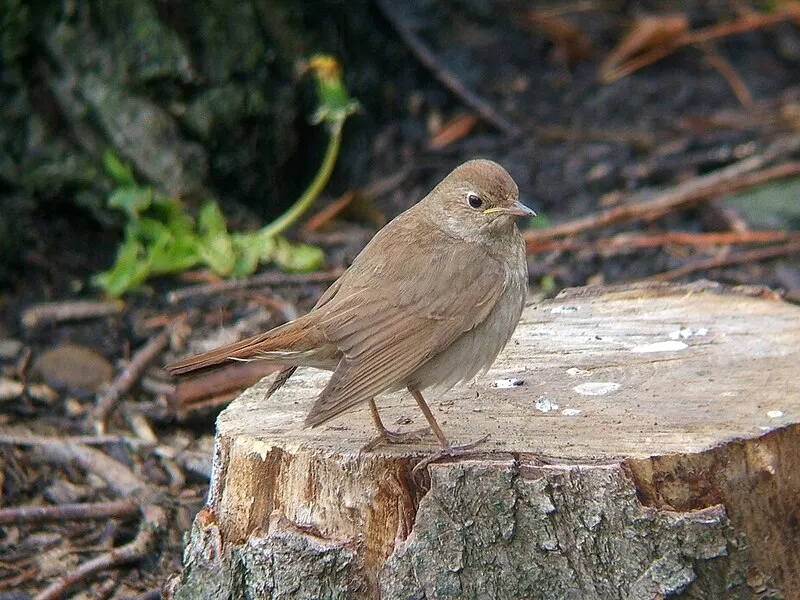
[[166, 315, 326, 375]]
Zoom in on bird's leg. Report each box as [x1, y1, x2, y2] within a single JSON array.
[[408, 387, 488, 474], [361, 398, 430, 451]]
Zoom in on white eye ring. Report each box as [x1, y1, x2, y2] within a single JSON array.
[[467, 193, 483, 209]]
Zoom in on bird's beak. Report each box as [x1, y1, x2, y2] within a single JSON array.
[[484, 201, 536, 218]]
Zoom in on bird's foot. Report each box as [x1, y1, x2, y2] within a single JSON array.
[[412, 435, 490, 475], [362, 427, 432, 452]]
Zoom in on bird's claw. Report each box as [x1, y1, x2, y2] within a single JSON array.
[[361, 427, 431, 452], [412, 435, 490, 475]]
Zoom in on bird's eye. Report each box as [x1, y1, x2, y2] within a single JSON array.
[[467, 193, 483, 209]]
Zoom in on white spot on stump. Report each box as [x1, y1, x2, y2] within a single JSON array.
[[574, 382, 620, 396], [534, 396, 559, 413], [550, 305, 579, 313], [631, 341, 688, 353], [566, 368, 591, 377], [669, 327, 709, 339], [491, 378, 524, 389]]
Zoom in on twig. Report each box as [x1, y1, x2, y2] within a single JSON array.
[[528, 231, 799, 255], [128, 589, 162, 600], [524, 142, 800, 245], [376, 0, 520, 136], [170, 361, 280, 411], [39, 442, 146, 497], [0, 500, 138, 525], [0, 566, 39, 590], [0, 433, 146, 447], [601, 7, 800, 83], [174, 391, 239, 422], [155, 446, 212, 480], [300, 191, 355, 234], [649, 241, 800, 282], [28, 442, 168, 600], [699, 43, 753, 108], [21, 300, 124, 329], [90, 578, 117, 599], [536, 0, 603, 18], [93, 330, 170, 433], [167, 267, 345, 304], [681, 8, 800, 47], [33, 503, 168, 600]]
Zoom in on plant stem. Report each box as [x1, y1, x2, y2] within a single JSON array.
[[260, 119, 344, 239]]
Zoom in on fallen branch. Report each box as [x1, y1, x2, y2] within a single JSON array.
[[528, 231, 799, 255], [0, 433, 145, 447], [21, 300, 124, 329], [39, 442, 146, 497], [376, 0, 520, 136], [174, 391, 239, 422], [169, 361, 279, 413], [0, 500, 138, 525], [167, 267, 345, 304], [648, 240, 800, 282], [93, 329, 171, 433]]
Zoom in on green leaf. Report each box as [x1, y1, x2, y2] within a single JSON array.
[[197, 232, 235, 276], [93, 236, 150, 297], [273, 237, 324, 272], [108, 186, 153, 219], [197, 201, 228, 236], [256, 231, 277, 262], [196, 201, 235, 276], [102, 150, 135, 186], [231, 233, 261, 278], [147, 232, 200, 275]]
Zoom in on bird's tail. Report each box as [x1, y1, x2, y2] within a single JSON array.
[[166, 314, 329, 375]]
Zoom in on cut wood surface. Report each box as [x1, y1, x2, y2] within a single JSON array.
[[167, 282, 800, 600]]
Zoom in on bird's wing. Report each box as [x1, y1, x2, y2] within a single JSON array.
[[305, 218, 506, 427]]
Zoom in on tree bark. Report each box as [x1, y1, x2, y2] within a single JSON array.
[[166, 281, 800, 599]]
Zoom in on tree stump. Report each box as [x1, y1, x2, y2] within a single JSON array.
[[166, 282, 800, 600]]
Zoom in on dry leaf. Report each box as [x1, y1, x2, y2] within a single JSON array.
[[300, 191, 355, 234], [600, 14, 688, 83], [428, 114, 479, 150]]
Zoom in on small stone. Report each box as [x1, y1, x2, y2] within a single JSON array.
[[0, 339, 24, 360], [32, 344, 114, 395], [64, 397, 85, 417], [0, 377, 24, 401]]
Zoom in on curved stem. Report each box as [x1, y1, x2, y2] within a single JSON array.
[[260, 119, 344, 239]]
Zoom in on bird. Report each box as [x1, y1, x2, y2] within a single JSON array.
[[167, 159, 533, 459]]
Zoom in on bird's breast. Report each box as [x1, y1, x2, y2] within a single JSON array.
[[404, 245, 528, 392]]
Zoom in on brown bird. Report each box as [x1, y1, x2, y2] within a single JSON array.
[[168, 159, 533, 458]]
